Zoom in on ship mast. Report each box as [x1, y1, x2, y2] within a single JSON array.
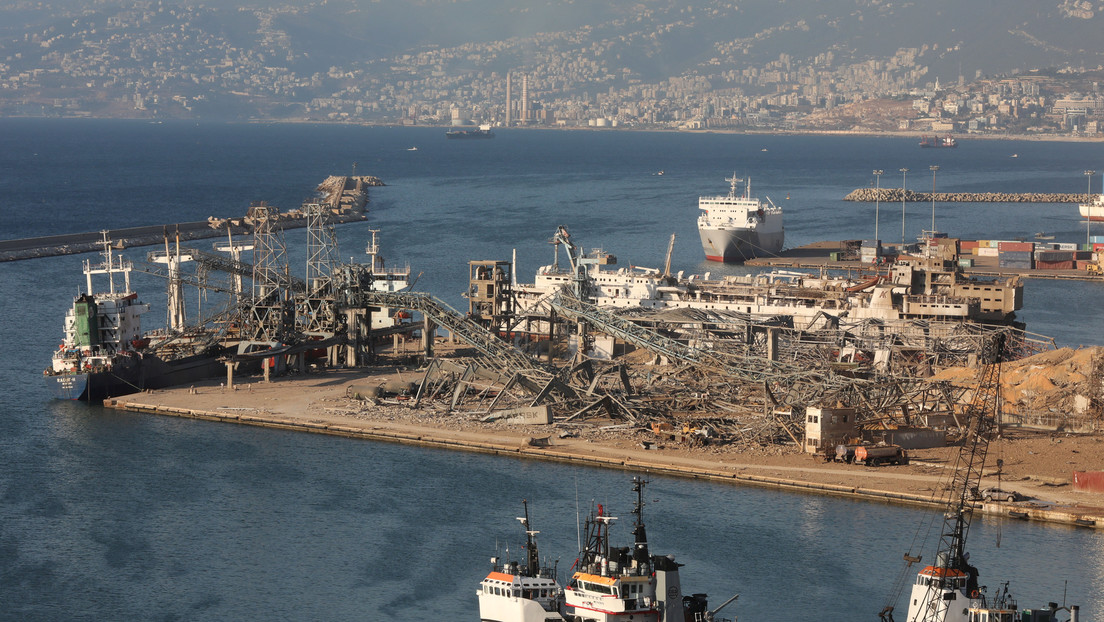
[[518, 499, 541, 577], [631, 476, 651, 568]]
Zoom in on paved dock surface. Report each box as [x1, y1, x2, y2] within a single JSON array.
[[103, 367, 1104, 530]]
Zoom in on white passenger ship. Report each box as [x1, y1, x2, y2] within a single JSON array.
[[698, 175, 784, 262]]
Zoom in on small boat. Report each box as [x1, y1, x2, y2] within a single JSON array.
[[1010, 153, 1019, 158], [407, 146, 418, 151], [1034, 232, 1055, 240]]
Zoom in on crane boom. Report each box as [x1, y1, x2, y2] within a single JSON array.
[[917, 333, 1005, 622]]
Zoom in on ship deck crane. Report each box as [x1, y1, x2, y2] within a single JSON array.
[[883, 333, 1020, 622]]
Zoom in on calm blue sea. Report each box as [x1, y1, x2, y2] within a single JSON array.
[[0, 120, 1101, 620]]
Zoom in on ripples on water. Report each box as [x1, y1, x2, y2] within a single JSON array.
[[1, 121, 1102, 619]]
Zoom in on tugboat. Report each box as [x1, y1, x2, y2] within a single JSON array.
[[477, 477, 738, 622], [879, 336, 1080, 622], [476, 500, 565, 622]]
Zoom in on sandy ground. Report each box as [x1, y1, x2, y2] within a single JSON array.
[[120, 364, 1104, 515]]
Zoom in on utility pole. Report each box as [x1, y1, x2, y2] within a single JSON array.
[[1086, 170, 1096, 249], [929, 165, 940, 235], [873, 169, 883, 243], [899, 168, 909, 249]]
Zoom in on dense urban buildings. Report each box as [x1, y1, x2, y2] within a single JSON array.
[[2, 2, 1103, 136]]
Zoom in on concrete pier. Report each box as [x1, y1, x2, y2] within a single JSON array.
[[101, 371, 1104, 531]]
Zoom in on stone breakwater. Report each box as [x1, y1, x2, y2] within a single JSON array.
[[845, 189, 1091, 203]]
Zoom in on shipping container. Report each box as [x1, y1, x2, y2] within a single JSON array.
[[1058, 242, 1080, 250], [959, 240, 979, 250], [1035, 250, 1074, 262], [957, 258, 974, 268], [998, 241, 1035, 252], [977, 247, 999, 257], [1035, 260, 1074, 270]]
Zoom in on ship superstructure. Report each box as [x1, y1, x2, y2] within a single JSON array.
[[697, 175, 784, 262], [46, 235, 151, 399]]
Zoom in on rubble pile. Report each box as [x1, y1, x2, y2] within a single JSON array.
[[930, 346, 1104, 424]]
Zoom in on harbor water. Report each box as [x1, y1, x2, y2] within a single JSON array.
[[1, 120, 1102, 620]]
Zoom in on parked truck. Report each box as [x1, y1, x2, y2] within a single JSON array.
[[854, 444, 909, 466]]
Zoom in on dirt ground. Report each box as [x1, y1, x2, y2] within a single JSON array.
[[127, 363, 1104, 512]]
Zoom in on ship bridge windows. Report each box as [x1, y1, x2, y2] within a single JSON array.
[[579, 581, 614, 595]]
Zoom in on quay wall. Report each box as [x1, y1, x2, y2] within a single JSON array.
[[103, 396, 1104, 530], [844, 189, 1090, 203]]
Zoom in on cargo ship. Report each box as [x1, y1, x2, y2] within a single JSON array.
[[476, 477, 737, 622], [919, 134, 958, 148], [697, 175, 784, 262], [446, 124, 494, 139], [44, 236, 228, 401], [1078, 193, 1104, 222]]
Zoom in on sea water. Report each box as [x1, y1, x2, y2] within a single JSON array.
[[0, 120, 1101, 620]]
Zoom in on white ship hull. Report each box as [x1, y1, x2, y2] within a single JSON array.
[[699, 222, 784, 262], [1079, 195, 1104, 222]]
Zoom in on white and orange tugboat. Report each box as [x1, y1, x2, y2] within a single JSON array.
[[478, 477, 738, 622]]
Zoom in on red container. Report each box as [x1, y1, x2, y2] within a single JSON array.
[[997, 241, 1035, 252], [1035, 260, 1074, 270], [1073, 471, 1104, 493]]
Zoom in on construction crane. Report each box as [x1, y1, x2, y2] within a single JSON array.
[[905, 333, 1005, 622], [882, 333, 1075, 622]]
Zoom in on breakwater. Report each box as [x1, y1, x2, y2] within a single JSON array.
[[0, 174, 381, 262], [0, 212, 367, 262], [845, 189, 1090, 203]]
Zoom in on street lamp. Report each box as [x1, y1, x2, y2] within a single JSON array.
[[873, 169, 884, 243], [929, 165, 940, 236], [1085, 170, 1096, 249], [900, 168, 909, 249]]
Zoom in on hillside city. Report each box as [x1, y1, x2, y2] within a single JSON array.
[[2, 2, 1104, 137]]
